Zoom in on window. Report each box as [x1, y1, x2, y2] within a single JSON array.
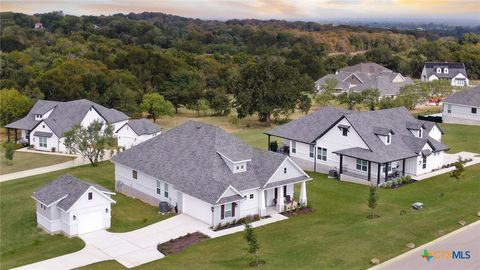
[[383, 163, 391, 173], [39, 137, 47, 147], [317, 147, 327, 161], [472, 108, 477, 114], [386, 134, 391, 144], [443, 68, 448, 74], [356, 159, 368, 172], [447, 104, 452, 114], [88, 192, 93, 200], [291, 141, 296, 153], [283, 167, 287, 174], [42, 124, 45, 128], [249, 194, 254, 199], [418, 129, 422, 138], [309, 145, 314, 158], [241, 165, 244, 169], [342, 128, 348, 136], [156, 180, 161, 195], [224, 203, 232, 218], [164, 183, 169, 198], [236, 166, 240, 170], [436, 67, 442, 73], [106, 208, 109, 213], [132, 170, 137, 179], [422, 156, 427, 169], [73, 215, 76, 220]]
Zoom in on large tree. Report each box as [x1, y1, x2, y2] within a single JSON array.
[[160, 70, 205, 113], [234, 56, 314, 126], [0, 88, 32, 126], [63, 120, 116, 166], [336, 91, 364, 110], [362, 89, 380, 111], [421, 80, 452, 105], [140, 93, 175, 123]]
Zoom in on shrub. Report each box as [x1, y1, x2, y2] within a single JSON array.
[[402, 176, 410, 184], [51, 147, 56, 152], [406, 175, 412, 182], [269, 141, 278, 152], [385, 181, 393, 188]]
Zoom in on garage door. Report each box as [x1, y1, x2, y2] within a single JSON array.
[[78, 211, 105, 234]]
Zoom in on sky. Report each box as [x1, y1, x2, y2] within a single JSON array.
[[1, 0, 480, 22]]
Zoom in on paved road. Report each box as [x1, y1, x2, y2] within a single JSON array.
[[371, 221, 480, 270], [13, 213, 287, 270]]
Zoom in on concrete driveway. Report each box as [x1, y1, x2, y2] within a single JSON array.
[[371, 221, 480, 270], [14, 214, 210, 269], [14, 212, 287, 269]]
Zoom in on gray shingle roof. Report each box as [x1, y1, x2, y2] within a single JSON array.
[[32, 174, 113, 211], [33, 131, 53, 137], [443, 86, 480, 107], [119, 119, 160, 135], [424, 62, 468, 79], [269, 107, 448, 163], [5, 100, 60, 130], [6, 99, 128, 137], [315, 63, 414, 97], [112, 121, 293, 204], [266, 107, 348, 143]]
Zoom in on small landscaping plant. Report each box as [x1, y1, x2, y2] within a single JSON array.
[[4, 142, 15, 164], [368, 185, 379, 219], [450, 157, 466, 183], [244, 219, 264, 267]]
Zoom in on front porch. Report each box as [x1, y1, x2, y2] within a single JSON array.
[[259, 180, 308, 215], [336, 153, 416, 185]]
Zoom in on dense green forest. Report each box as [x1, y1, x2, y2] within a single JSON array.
[[1, 11, 479, 116]]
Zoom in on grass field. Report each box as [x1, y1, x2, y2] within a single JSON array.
[[0, 150, 75, 175], [439, 123, 480, 154], [0, 162, 171, 270], [79, 165, 480, 270]]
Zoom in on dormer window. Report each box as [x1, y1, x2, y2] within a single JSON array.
[[418, 128, 423, 138], [386, 133, 391, 144], [443, 68, 448, 74], [35, 114, 42, 120], [436, 67, 442, 73]]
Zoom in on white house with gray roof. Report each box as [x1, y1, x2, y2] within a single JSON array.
[[116, 119, 161, 149], [32, 174, 115, 236], [315, 62, 414, 98], [266, 107, 448, 185], [421, 62, 469, 87], [5, 99, 129, 152], [442, 86, 480, 125], [111, 121, 311, 227]]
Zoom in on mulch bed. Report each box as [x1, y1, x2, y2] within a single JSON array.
[[282, 207, 314, 217], [157, 232, 209, 255]]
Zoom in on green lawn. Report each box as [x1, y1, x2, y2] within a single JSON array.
[[0, 150, 75, 175], [0, 162, 172, 270], [439, 123, 480, 154], [79, 165, 480, 270]]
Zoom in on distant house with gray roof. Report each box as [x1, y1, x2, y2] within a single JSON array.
[[442, 86, 480, 125], [32, 174, 115, 236], [421, 62, 469, 87], [111, 121, 311, 227], [315, 62, 414, 97], [116, 119, 161, 148], [265, 107, 448, 185], [5, 99, 130, 152]]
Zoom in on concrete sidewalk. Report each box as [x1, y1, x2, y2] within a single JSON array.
[[13, 213, 288, 270], [370, 220, 480, 270], [0, 150, 115, 182]]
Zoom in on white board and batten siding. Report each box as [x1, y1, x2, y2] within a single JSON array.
[[443, 103, 480, 125], [30, 121, 60, 152], [116, 125, 158, 149]]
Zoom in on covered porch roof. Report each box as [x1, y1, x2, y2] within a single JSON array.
[[333, 147, 417, 164], [263, 175, 311, 189]]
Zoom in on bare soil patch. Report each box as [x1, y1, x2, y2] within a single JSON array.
[[157, 232, 209, 255]]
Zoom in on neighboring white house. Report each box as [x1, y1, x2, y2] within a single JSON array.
[[116, 119, 161, 149], [5, 99, 129, 152], [421, 62, 469, 87], [315, 62, 414, 98], [32, 174, 115, 236], [111, 121, 311, 228], [442, 86, 480, 125], [266, 107, 448, 185]]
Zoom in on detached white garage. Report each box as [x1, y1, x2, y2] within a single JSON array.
[[32, 174, 115, 237], [116, 119, 161, 149]]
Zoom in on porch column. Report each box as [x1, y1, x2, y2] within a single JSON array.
[[367, 161, 371, 182], [14, 129, 17, 143], [276, 187, 284, 212], [377, 163, 381, 185], [267, 135, 271, 151], [339, 154, 343, 175], [259, 190, 266, 216], [402, 159, 406, 176], [7, 128, 10, 142], [299, 181, 307, 206], [384, 162, 389, 182], [313, 145, 317, 173]]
